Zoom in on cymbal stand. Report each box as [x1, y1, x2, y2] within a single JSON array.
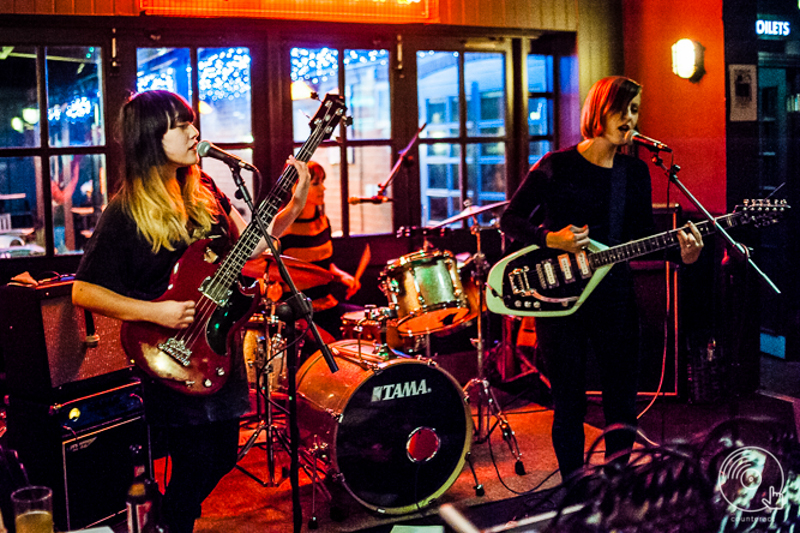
[[236, 301, 289, 487], [462, 224, 525, 475]]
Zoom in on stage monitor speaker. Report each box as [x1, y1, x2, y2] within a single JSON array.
[[6, 379, 148, 531], [0, 279, 131, 400]]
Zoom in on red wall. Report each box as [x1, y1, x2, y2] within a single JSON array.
[[622, 0, 727, 215]]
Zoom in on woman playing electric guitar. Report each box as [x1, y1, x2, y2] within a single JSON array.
[[72, 90, 310, 533], [500, 76, 704, 486]]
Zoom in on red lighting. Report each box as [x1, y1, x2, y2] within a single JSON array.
[[139, 0, 439, 23]]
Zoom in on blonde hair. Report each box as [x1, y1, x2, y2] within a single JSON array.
[[117, 91, 218, 252], [118, 166, 217, 252], [580, 76, 642, 140]]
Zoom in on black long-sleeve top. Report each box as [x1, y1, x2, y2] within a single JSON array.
[[500, 146, 657, 297]]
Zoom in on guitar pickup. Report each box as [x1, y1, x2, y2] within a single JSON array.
[[540, 259, 559, 288], [575, 250, 592, 279], [557, 254, 575, 284]]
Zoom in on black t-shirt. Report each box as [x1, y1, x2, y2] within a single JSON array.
[[76, 173, 250, 426], [501, 146, 657, 297]]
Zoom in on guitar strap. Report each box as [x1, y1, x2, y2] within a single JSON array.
[[608, 158, 627, 244]]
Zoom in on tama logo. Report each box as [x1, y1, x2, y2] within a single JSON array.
[[372, 380, 431, 401]]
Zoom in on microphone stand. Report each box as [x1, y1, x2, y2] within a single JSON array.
[[650, 152, 780, 424], [650, 153, 780, 295], [228, 164, 337, 533], [374, 122, 427, 199]]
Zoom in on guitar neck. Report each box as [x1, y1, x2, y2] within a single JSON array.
[[201, 121, 331, 303], [589, 213, 741, 268]]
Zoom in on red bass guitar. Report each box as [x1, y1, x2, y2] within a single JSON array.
[[120, 94, 347, 395]]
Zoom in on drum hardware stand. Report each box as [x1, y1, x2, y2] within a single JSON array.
[[236, 303, 290, 488], [228, 161, 339, 533], [462, 224, 525, 476]]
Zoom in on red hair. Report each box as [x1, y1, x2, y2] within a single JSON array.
[[580, 76, 642, 139]]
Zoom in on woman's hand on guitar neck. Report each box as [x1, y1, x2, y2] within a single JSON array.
[[546, 225, 590, 254]]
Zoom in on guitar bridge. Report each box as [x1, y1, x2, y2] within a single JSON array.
[[158, 337, 192, 366], [509, 267, 533, 296]]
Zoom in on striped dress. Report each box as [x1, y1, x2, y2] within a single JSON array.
[[279, 210, 338, 312]]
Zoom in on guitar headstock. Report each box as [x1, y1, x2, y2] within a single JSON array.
[[309, 93, 347, 141], [735, 198, 790, 227]]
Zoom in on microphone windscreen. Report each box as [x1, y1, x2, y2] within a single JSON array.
[[197, 141, 212, 157]]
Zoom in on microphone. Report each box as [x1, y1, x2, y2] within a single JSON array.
[[348, 196, 393, 205], [625, 131, 673, 153], [197, 141, 257, 171]]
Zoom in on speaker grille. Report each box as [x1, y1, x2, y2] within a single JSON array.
[[41, 293, 129, 388]]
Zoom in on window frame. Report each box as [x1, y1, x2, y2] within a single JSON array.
[[0, 17, 577, 266]]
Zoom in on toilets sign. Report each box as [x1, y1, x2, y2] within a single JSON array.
[[756, 19, 791, 37]]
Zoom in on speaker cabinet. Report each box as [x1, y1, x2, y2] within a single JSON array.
[[6, 380, 148, 531], [0, 279, 131, 399], [585, 205, 683, 397]]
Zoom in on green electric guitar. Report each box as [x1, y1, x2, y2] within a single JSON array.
[[485, 199, 789, 318]]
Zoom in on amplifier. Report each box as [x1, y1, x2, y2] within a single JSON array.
[[6, 379, 149, 531], [0, 279, 131, 399]]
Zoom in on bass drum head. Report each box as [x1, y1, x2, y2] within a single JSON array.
[[334, 359, 473, 513]]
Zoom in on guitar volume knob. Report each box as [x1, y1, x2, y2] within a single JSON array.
[[203, 379, 213, 388]]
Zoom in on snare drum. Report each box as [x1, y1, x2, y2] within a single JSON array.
[[340, 309, 404, 350], [296, 340, 473, 514], [242, 313, 287, 392], [379, 249, 470, 336]]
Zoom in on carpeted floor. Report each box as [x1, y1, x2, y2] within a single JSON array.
[[139, 352, 800, 533], [168, 393, 587, 533]]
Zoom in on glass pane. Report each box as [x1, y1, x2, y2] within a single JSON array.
[[344, 49, 390, 140], [417, 51, 459, 138], [50, 153, 107, 254], [347, 145, 392, 235], [0, 156, 44, 258], [419, 142, 460, 227], [0, 46, 40, 149], [529, 140, 551, 166], [529, 97, 552, 136], [47, 46, 104, 148], [200, 149, 254, 223], [464, 143, 505, 224], [291, 47, 340, 143], [465, 52, 505, 137], [137, 48, 192, 102], [199, 47, 252, 143], [301, 145, 342, 237], [527, 54, 553, 93]]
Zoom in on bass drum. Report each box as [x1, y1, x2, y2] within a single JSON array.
[[296, 340, 473, 514]]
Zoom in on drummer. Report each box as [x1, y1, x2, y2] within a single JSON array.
[[278, 161, 363, 343]]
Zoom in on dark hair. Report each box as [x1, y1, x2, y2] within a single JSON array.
[[119, 90, 195, 182], [580, 76, 642, 139]]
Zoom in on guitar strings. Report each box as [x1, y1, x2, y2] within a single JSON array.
[[167, 109, 335, 370]]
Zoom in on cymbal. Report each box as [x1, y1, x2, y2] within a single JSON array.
[[432, 200, 510, 228], [242, 253, 334, 290]]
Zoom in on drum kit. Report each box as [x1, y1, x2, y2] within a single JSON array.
[[236, 199, 527, 519]]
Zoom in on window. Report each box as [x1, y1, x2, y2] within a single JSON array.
[[291, 46, 392, 236], [417, 50, 507, 227], [0, 45, 106, 257]]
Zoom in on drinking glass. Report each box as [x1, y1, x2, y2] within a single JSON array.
[[11, 486, 54, 533]]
